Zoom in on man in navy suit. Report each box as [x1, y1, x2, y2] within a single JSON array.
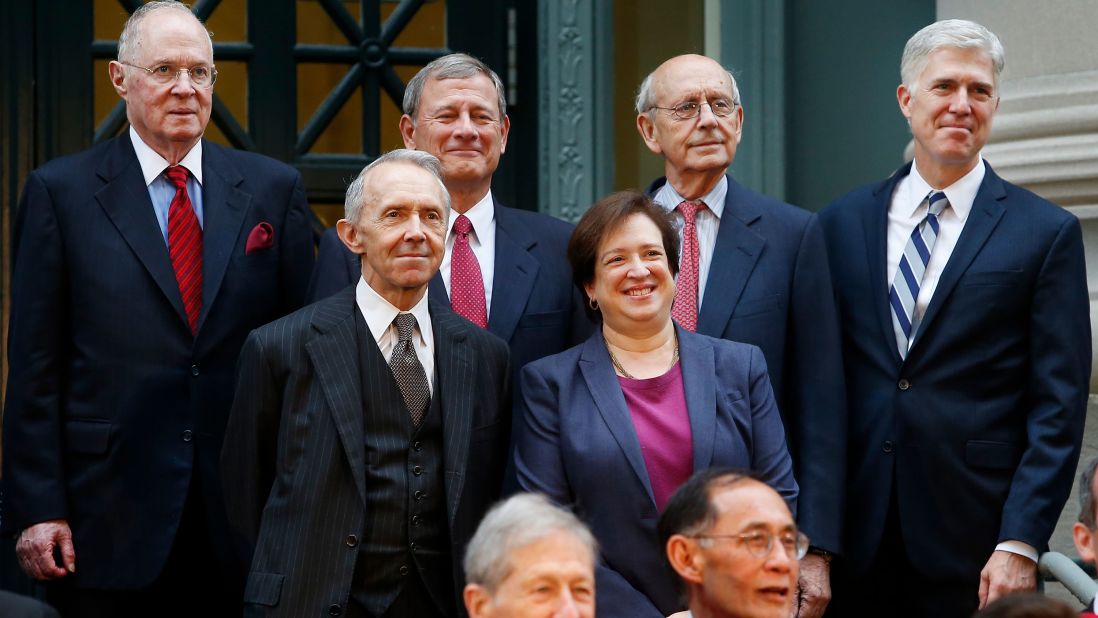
[[2, 2, 313, 614], [308, 54, 589, 380], [819, 20, 1090, 616], [635, 54, 846, 617]]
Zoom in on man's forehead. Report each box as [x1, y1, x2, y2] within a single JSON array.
[[710, 482, 792, 527], [133, 11, 212, 61], [364, 163, 445, 202], [423, 76, 498, 107]]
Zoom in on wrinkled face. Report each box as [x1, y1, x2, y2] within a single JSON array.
[[695, 484, 799, 618], [469, 532, 595, 618], [584, 213, 675, 333], [110, 9, 214, 159], [342, 162, 448, 306], [898, 46, 999, 175], [638, 55, 743, 177], [401, 74, 510, 187]]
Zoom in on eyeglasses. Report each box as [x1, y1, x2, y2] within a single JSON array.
[[693, 530, 810, 560], [121, 62, 218, 88], [647, 98, 738, 120]]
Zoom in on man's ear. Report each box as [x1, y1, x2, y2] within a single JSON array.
[[463, 584, 492, 618], [1074, 522, 1097, 564], [399, 115, 417, 149], [897, 83, 913, 120], [109, 61, 128, 98], [336, 218, 366, 255], [666, 534, 705, 585], [636, 113, 663, 156]]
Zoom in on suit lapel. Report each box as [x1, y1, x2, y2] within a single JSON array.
[[678, 328, 717, 471], [908, 163, 1006, 356], [197, 141, 250, 333], [578, 334, 656, 506], [488, 204, 539, 343], [431, 302, 476, 525], [306, 290, 369, 507], [95, 134, 189, 326], [866, 167, 906, 365], [696, 176, 766, 336]]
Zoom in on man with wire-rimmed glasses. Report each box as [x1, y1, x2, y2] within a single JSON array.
[[659, 468, 806, 618], [635, 54, 845, 618], [1, 1, 313, 615]]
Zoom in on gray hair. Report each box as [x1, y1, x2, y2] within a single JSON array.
[[343, 149, 450, 223], [117, 1, 214, 63], [1078, 456, 1098, 527], [464, 493, 597, 594], [635, 60, 741, 115], [900, 19, 1005, 90], [402, 53, 507, 120]]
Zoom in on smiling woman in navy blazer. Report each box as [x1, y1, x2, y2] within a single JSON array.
[[514, 191, 798, 618]]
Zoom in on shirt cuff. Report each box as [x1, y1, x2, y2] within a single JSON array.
[[995, 540, 1038, 563]]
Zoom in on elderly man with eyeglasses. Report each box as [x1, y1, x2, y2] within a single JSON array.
[[635, 54, 845, 618], [659, 468, 805, 618], [1, 1, 313, 615]]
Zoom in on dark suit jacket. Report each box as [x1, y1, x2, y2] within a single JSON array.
[[818, 161, 1090, 581], [221, 288, 512, 616], [307, 200, 592, 373], [648, 174, 846, 553], [514, 326, 797, 618], [1, 133, 314, 589]]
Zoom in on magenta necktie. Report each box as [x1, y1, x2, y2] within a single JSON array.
[[449, 214, 488, 329], [165, 166, 203, 335], [671, 200, 706, 332]]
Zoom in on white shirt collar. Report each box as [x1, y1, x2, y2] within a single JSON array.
[[355, 277, 431, 347], [129, 126, 204, 187], [655, 175, 727, 219], [900, 159, 985, 222], [447, 189, 495, 241]]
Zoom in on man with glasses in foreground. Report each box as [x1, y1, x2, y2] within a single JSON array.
[[636, 55, 844, 617], [659, 468, 805, 618], [2, 1, 313, 614]]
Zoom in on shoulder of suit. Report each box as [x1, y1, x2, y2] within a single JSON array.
[[205, 140, 300, 179], [254, 287, 353, 338], [521, 336, 586, 376], [994, 175, 1075, 223], [691, 330, 762, 363], [32, 138, 119, 182], [430, 302, 510, 354], [496, 204, 575, 237]]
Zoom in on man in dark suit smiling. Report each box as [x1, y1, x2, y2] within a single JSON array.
[[1, 2, 313, 614]]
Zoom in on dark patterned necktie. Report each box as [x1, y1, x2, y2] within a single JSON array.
[[165, 165, 203, 335], [389, 313, 430, 426]]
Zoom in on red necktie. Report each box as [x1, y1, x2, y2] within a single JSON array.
[[165, 166, 203, 335], [449, 214, 488, 328], [671, 200, 706, 332]]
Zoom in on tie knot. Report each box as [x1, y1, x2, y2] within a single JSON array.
[[677, 200, 706, 221], [165, 165, 190, 190], [926, 191, 949, 217], [453, 214, 473, 237], [393, 313, 417, 343]]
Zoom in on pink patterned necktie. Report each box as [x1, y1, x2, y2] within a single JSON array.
[[165, 165, 203, 335], [449, 214, 488, 328], [671, 200, 706, 332]]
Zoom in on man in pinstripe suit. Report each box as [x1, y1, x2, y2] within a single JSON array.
[[222, 149, 512, 617]]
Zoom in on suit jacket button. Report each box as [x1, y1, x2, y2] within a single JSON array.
[[191, 364, 200, 377], [411, 515, 421, 526], [328, 604, 342, 615], [182, 430, 193, 442], [883, 440, 894, 453], [412, 441, 422, 452], [412, 465, 424, 476], [346, 534, 358, 547], [897, 378, 911, 391], [399, 565, 410, 576], [414, 490, 426, 501]]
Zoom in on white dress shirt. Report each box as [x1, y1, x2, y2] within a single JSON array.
[[439, 190, 496, 319], [129, 126, 205, 245], [653, 175, 728, 310], [355, 277, 435, 393], [887, 159, 1037, 564]]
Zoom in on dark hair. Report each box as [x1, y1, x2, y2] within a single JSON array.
[[657, 467, 754, 549], [1078, 456, 1098, 527], [567, 191, 680, 320], [973, 592, 1074, 618]]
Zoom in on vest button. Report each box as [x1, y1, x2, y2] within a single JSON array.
[[898, 378, 911, 391], [412, 441, 422, 452], [328, 604, 342, 615], [883, 440, 895, 454], [410, 542, 418, 552], [412, 465, 424, 476], [182, 430, 193, 443], [411, 515, 421, 526], [191, 365, 200, 377], [414, 490, 426, 501], [399, 565, 410, 576], [345, 534, 358, 547]]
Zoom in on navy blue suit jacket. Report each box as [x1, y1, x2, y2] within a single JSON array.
[[648, 174, 846, 553], [818, 161, 1090, 581], [1, 133, 315, 589], [514, 326, 798, 618], [308, 200, 592, 380]]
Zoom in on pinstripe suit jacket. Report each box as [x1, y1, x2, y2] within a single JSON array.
[[221, 286, 512, 616]]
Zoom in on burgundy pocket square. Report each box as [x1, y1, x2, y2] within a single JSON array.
[[246, 222, 275, 254]]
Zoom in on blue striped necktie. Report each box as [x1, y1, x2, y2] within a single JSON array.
[[889, 191, 949, 358]]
